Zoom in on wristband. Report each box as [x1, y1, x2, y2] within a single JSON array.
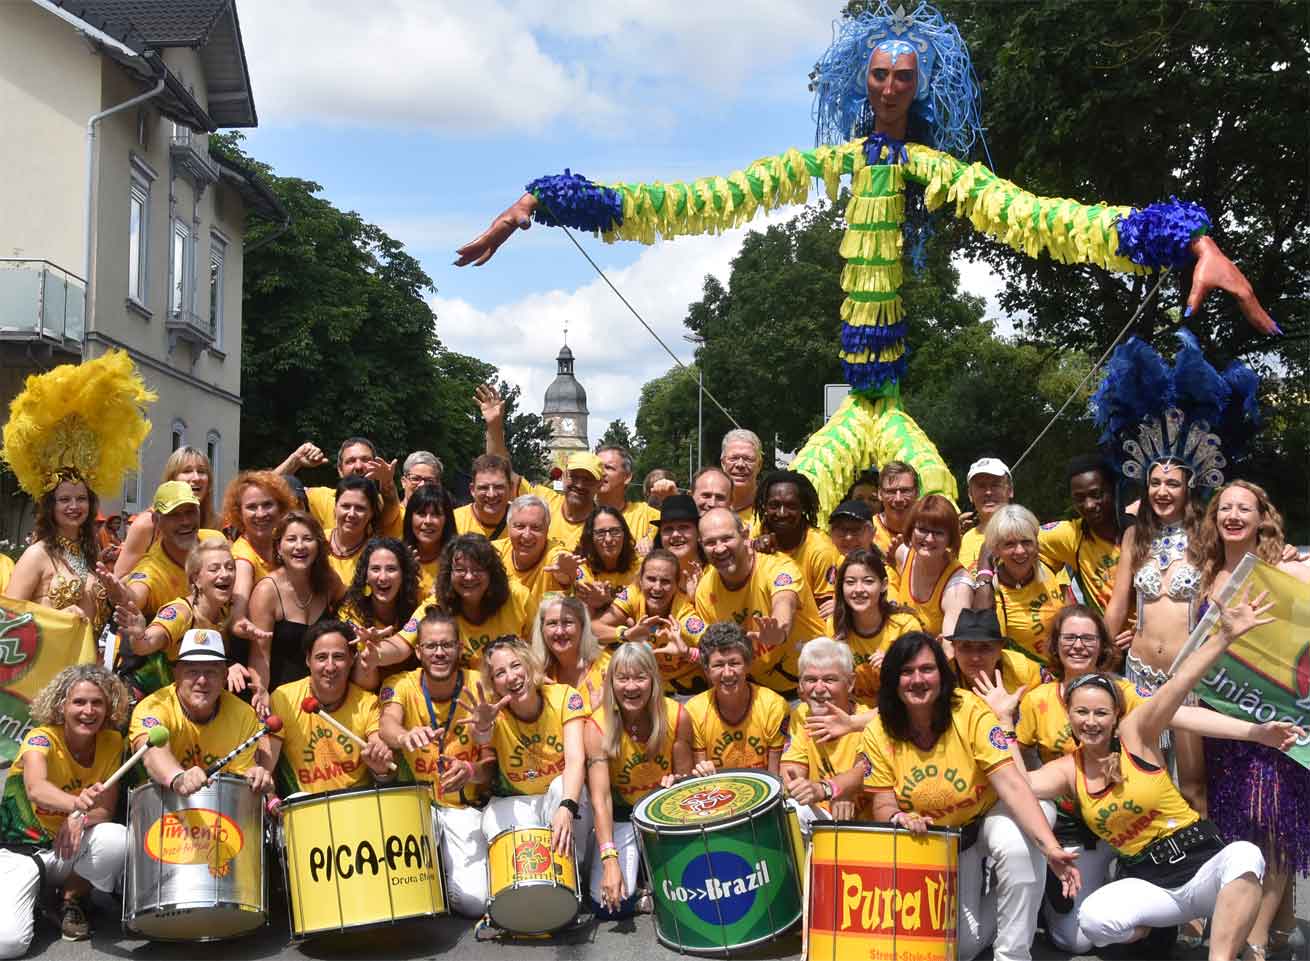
[[1003, 729, 1018, 743], [616, 625, 628, 643], [558, 797, 580, 818], [823, 779, 837, 801], [599, 841, 617, 855], [975, 568, 994, 582], [600, 848, 619, 862], [169, 771, 186, 792]]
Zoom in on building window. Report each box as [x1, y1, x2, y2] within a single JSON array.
[[122, 462, 142, 511], [170, 220, 192, 316], [209, 234, 226, 341], [206, 430, 221, 492], [171, 419, 186, 451], [127, 156, 155, 309]]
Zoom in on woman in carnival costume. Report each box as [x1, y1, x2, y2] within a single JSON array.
[[456, 1, 1273, 518], [1097, 331, 1261, 822], [2, 351, 155, 632]]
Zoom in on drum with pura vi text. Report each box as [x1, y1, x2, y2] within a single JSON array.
[[633, 770, 803, 956]]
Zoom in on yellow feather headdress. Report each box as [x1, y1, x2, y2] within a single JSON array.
[[2, 350, 157, 498]]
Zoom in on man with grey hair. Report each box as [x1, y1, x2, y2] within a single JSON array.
[[595, 444, 670, 542], [400, 451, 443, 507], [720, 428, 763, 529], [495, 494, 577, 609]]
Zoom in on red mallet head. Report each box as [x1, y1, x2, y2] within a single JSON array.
[[301, 696, 321, 714], [264, 714, 284, 734]]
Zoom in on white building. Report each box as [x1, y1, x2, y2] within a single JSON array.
[[0, 0, 284, 534]]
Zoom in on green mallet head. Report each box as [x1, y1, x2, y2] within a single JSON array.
[[146, 726, 170, 747]]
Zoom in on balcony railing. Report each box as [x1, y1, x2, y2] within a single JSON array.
[[165, 305, 214, 350], [0, 259, 85, 347], [170, 127, 219, 186]]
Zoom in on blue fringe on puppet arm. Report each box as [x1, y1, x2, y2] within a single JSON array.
[[1116, 197, 1211, 269]]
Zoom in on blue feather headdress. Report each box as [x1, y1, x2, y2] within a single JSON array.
[[1090, 331, 1261, 490], [811, 2, 983, 159]]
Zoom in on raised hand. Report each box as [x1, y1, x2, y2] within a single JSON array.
[[747, 615, 785, 653], [545, 552, 581, 587], [973, 669, 1026, 728], [232, 617, 273, 644], [363, 457, 398, 488], [805, 701, 861, 744], [1187, 235, 1277, 336], [458, 681, 511, 740], [94, 563, 131, 608], [1218, 587, 1275, 643], [114, 599, 146, 644], [473, 382, 505, 423], [455, 194, 538, 268], [400, 724, 441, 754], [575, 578, 615, 613], [293, 442, 327, 470], [1255, 720, 1305, 752]]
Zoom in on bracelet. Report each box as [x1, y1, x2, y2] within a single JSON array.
[[600, 848, 620, 862], [616, 625, 628, 643], [975, 568, 995, 582], [558, 797, 580, 818], [599, 841, 617, 855], [1003, 729, 1018, 743], [822, 779, 837, 801], [169, 771, 186, 792]]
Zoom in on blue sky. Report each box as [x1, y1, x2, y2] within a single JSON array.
[[235, 0, 1003, 437]]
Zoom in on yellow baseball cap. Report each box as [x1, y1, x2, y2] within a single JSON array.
[[152, 480, 200, 514], [566, 452, 603, 480]]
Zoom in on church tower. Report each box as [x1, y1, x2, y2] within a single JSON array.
[[543, 324, 589, 461]]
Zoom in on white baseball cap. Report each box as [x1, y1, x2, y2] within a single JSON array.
[[967, 457, 1011, 482], [175, 628, 227, 662]]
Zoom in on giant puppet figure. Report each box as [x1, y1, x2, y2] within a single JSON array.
[[457, 2, 1273, 517]]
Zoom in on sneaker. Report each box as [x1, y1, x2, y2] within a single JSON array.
[[59, 898, 90, 942], [636, 890, 654, 915]]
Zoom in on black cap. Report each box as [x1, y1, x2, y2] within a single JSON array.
[[829, 499, 873, 523], [945, 607, 1007, 644], [656, 494, 699, 526]]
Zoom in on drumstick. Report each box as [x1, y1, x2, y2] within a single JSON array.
[[301, 697, 397, 772], [204, 715, 282, 777], [100, 726, 170, 790]]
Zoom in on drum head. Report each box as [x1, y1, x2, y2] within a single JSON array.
[[127, 903, 265, 942], [488, 884, 578, 934], [633, 771, 781, 831]]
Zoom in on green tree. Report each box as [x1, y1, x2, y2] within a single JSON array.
[[634, 366, 701, 486], [597, 419, 638, 453], [493, 379, 553, 483]]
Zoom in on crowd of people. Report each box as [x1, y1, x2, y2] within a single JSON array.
[[0, 381, 1305, 961]]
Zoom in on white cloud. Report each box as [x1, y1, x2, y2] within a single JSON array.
[[431, 207, 797, 436], [237, 0, 834, 135], [954, 254, 1017, 336]]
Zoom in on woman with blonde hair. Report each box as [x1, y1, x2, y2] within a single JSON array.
[[114, 446, 217, 576], [977, 504, 1070, 665], [532, 594, 608, 710], [0, 665, 130, 949], [585, 642, 693, 916], [219, 470, 295, 625]]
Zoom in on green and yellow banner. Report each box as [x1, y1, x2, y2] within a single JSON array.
[[0, 597, 96, 762], [1186, 556, 1310, 771]]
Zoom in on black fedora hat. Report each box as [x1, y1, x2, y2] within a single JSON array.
[[945, 607, 1007, 644], [656, 494, 699, 526]]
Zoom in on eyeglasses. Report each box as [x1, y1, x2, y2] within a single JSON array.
[[882, 485, 917, 498], [593, 528, 625, 541], [417, 641, 459, 653], [724, 455, 757, 466], [915, 527, 948, 540], [451, 567, 486, 579], [1058, 633, 1099, 648]]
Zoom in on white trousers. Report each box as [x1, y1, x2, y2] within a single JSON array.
[[481, 777, 594, 878], [1043, 840, 1116, 955], [432, 805, 489, 918], [958, 802, 1049, 961], [0, 822, 127, 958], [1077, 840, 1265, 948], [588, 820, 642, 907]]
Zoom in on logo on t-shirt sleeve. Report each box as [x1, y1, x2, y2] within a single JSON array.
[[567, 692, 584, 711], [615, 587, 629, 602], [988, 726, 1009, 750], [25, 734, 50, 748], [773, 572, 794, 587], [126, 572, 147, 582], [684, 616, 706, 635], [403, 618, 418, 633], [156, 605, 179, 622], [379, 686, 396, 703], [1040, 521, 1060, 531], [141, 716, 160, 728]]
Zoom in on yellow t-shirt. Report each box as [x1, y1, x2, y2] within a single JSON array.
[[433, 580, 534, 668], [269, 676, 381, 795], [0, 553, 15, 595], [693, 553, 826, 695], [494, 539, 567, 611], [860, 690, 1011, 827], [577, 560, 640, 595], [781, 703, 863, 813], [231, 536, 273, 583], [735, 504, 757, 532], [489, 683, 589, 797], [829, 610, 921, 704], [783, 527, 843, 602], [685, 685, 788, 771], [872, 514, 897, 557], [129, 685, 262, 774], [417, 556, 440, 605], [993, 564, 1069, 664], [894, 552, 968, 638], [621, 501, 659, 542], [325, 544, 365, 589], [1074, 748, 1198, 855], [612, 587, 706, 695], [591, 697, 683, 817], [547, 650, 611, 712], [309, 486, 401, 538], [148, 597, 226, 662], [1039, 519, 1119, 616], [6, 727, 122, 840], [379, 668, 484, 807], [125, 528, 225, 617], [958, 527, 985, 576], [1016, 677, 1146, 765], [453, 503, 509, 542], [530, 485, 591, 552]]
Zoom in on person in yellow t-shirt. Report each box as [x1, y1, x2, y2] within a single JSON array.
[[266, 620, 394, 796], [988, 591, 1282, 959], [781, 639, 865, 835], [130, 630, 274, 797], [829, 547, 920, 704], [430, 534, 535, 668], [275, 436, 403, 538], [219, 470, 295, 629], [828, 631, 1074, 961], [753, 471, 844, 615], [891, 494, 974, 638], [379, 610, 491, 918], [116, 537, 234, 697], [0, 666, 129, 946], [532, 595, 611, 711], [720, 428, 763, 532], [527, 452, 603, 551], [695, 508, 826, 697], [575, 506, 642, 616], [974, 505, 1070, 665], [585, 643, 693, 917], [594, 549, 707, 696], [684, 622, 788, 774], [123, 481, 227, 619], [464, 636, 595, 881], [453, 454, 516, 542], [323, 476, 384, 587], [1037, 456, 1121, 616], [873, 460, 920, 558], [827, 499, 877, 557], [957, 457, 1014, 576], [595, 444, 661, 543], [947, 607, 1049, 700], [402, 484, 456, 602], [335, 537, 421, 690], [495, 494, 576, 611]]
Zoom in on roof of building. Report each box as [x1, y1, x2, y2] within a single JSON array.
[[544, 345, 587, 413], [55, 0, 229, 47]]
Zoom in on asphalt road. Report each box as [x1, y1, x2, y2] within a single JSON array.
[[22, 879, 1310, 961]]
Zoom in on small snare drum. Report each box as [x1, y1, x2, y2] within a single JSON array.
[[485, 825, 580, 934]]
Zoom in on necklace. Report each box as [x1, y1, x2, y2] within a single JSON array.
[[54, 534, 89, 578], [287, 578, 314, 613], [330, 528, 364, 559]]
